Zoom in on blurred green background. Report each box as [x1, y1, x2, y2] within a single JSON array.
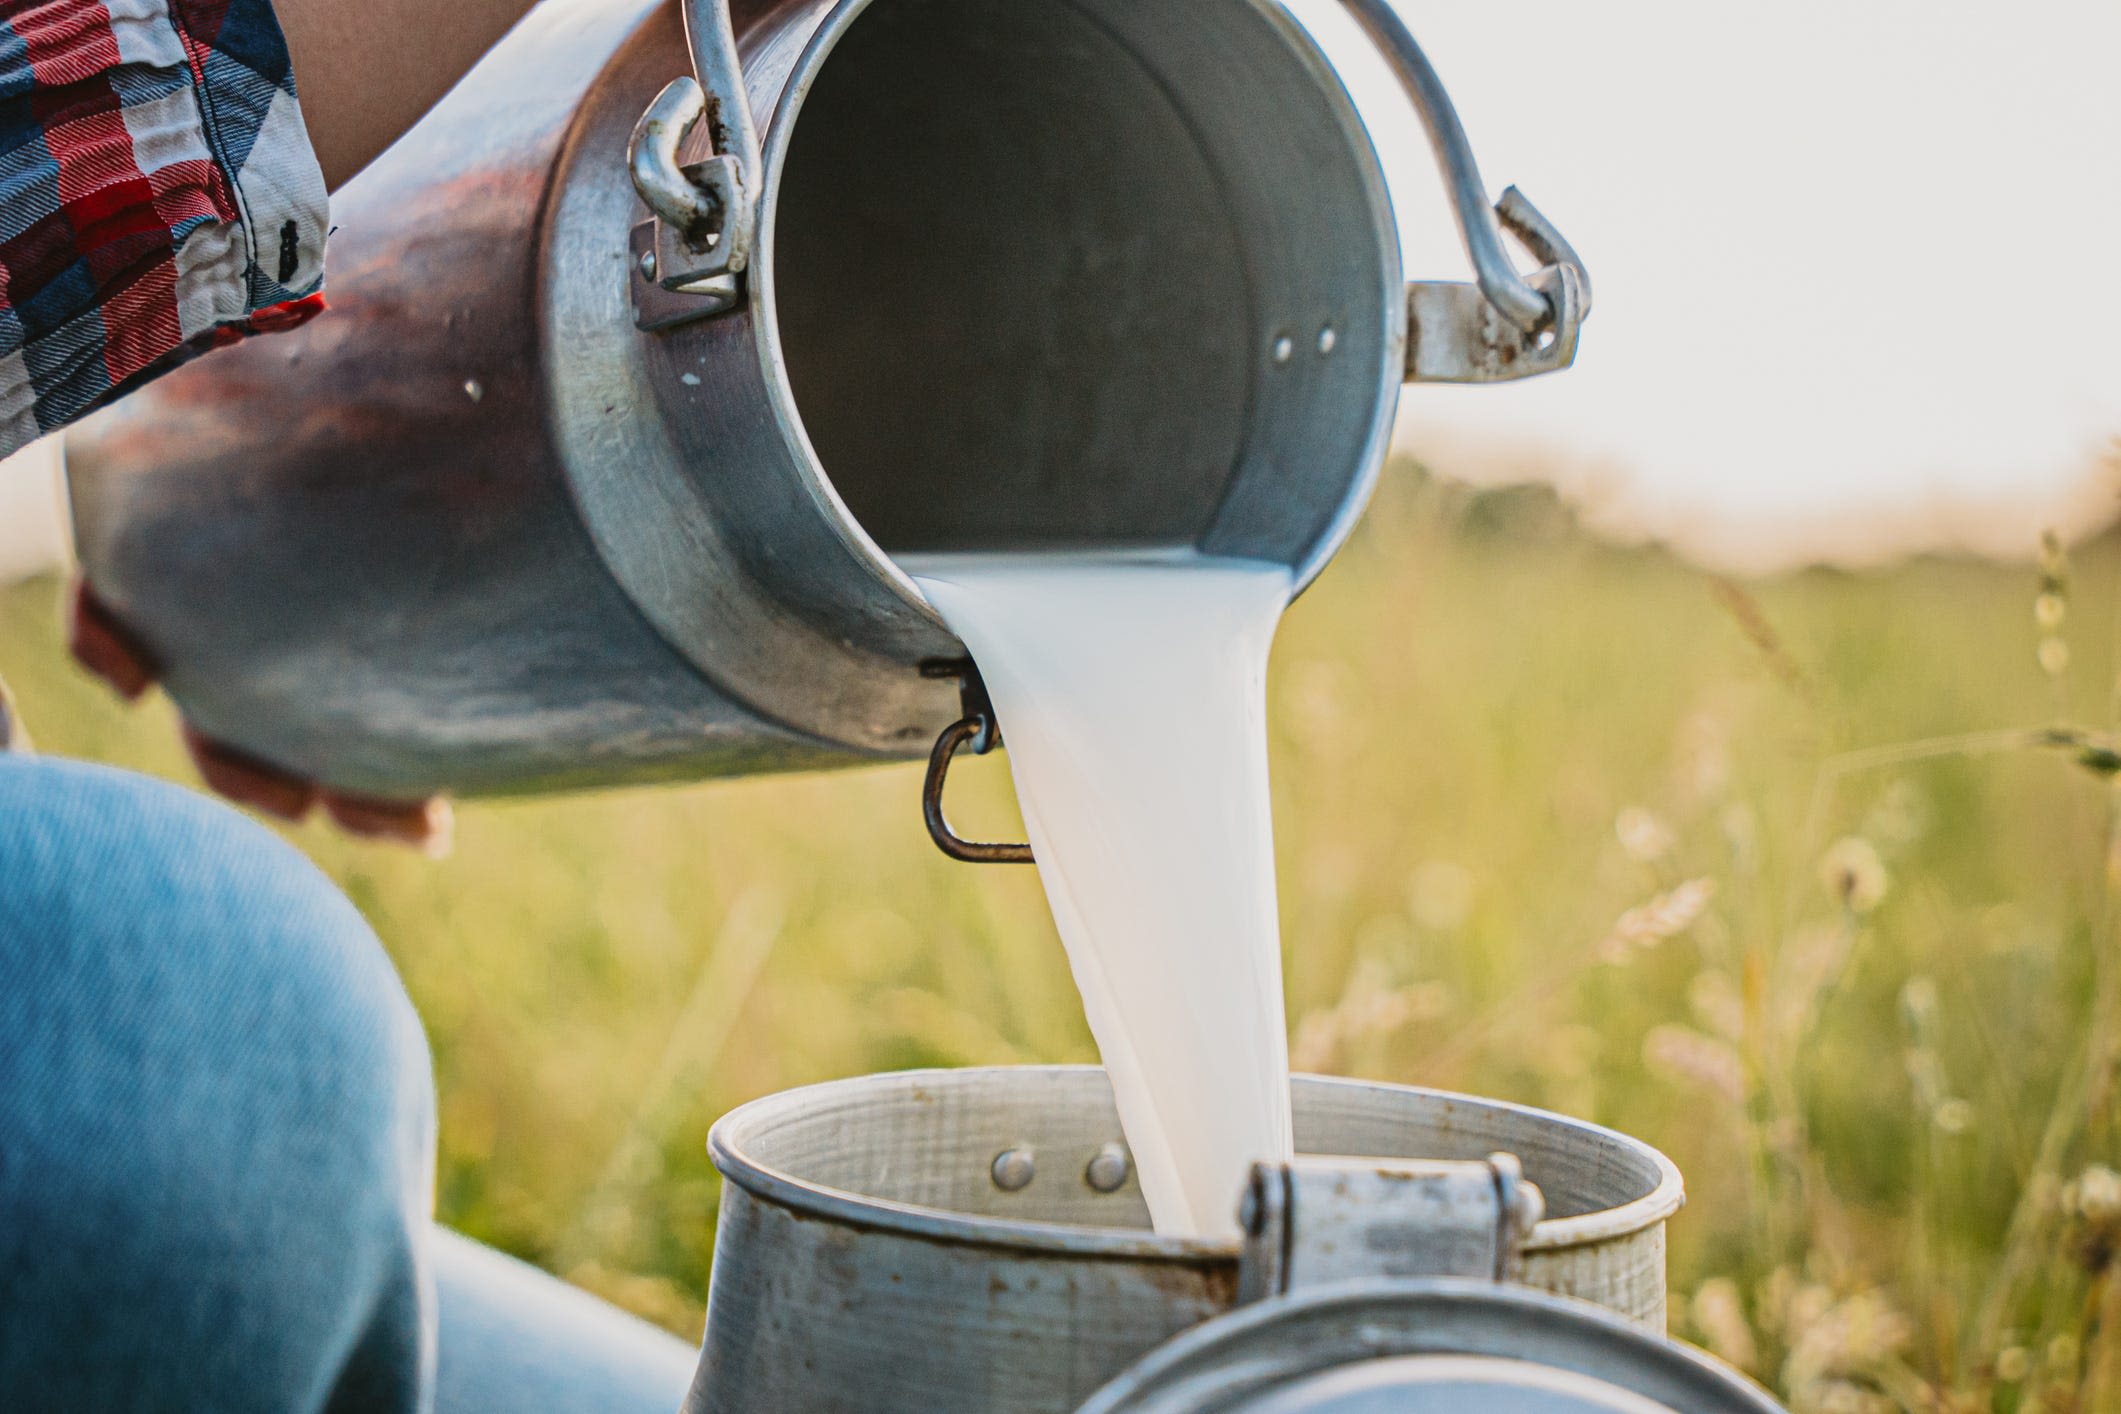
[[7, 465, 2121, 1412]]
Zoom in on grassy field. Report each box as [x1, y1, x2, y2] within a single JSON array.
[[7, 466, 2121, 1411]]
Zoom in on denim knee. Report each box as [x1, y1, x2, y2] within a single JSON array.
[[0, 756, 438, 1413]]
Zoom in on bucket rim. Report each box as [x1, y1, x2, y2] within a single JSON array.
[[706, 1065, 1684, 1260]]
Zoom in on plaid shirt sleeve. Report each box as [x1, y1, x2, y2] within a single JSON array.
[[0, 0, 327, 457]]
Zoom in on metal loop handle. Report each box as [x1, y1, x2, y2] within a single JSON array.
[[679, 0, 762, 204], [924, 717, 1036, 865], [920, 660, 1034, 865], [1497, 184, 1593, 317], [627, 0, 762, 325], [629, 77, 717, 237], [1335, 0, 1583, 333]]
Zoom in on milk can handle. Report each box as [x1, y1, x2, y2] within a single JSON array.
[[625, 0, 763, 326], [1333, 0, 1593, 382], [677, 0, 763, 205], [919, 659, 1036, 865]]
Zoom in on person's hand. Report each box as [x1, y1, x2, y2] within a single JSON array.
[[0, 674, 24, 755], [69, 581, 453, 854]]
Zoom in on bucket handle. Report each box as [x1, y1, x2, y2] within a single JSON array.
[[1334, 0, 1594, 383], [626, 0, 763, 325]]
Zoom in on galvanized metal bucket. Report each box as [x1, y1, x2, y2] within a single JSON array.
[[63, 0, 1585, 805], [684, 1066, 1683, 1414]]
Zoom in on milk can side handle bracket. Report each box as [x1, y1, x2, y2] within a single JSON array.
[[626, 0, 762, 329], [1333, 0, 1593, 383], [1237, 1152, 1546, 1302]]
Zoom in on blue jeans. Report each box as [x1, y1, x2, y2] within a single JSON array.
[[0, 754, 697, 1412]]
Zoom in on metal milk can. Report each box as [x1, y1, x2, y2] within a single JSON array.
[[685, 1067, 1779, 1413], [62, 0, 1586, 809]]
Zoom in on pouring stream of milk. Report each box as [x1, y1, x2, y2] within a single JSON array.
[[908, 551, 1294, 1238]]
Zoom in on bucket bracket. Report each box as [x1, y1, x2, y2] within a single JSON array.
[[1237, 1152, 1544, 1303]]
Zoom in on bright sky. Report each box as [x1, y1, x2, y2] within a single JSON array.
[[1292, 0, 2121, 567]]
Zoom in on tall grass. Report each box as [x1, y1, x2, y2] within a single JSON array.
[[5, 465, 2120, 1409]]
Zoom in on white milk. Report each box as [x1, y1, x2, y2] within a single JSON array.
[[908, 551, 1294, 1238]]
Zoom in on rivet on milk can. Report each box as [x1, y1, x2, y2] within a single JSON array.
[[990, 1147, 1036, 1193], [62, 0, 1587, 838]]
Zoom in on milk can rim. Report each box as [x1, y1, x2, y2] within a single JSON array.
[[706, 1065, 1684, 1259], [746, 0, 1410, 624]]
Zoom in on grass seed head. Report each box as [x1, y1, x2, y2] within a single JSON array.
[[1643, 1023, 1747, 1104], [2062, 1165, 2121, 1272], [1821, 837, 1889, 914], [1599, 876, 1718, 962], [1616, 805, 1676, 863], [1690, 1277, 1761, 1372]]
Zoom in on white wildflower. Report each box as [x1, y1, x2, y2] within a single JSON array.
[[1615, 806, 1676, 863], [1819, 837, 1888, 914]]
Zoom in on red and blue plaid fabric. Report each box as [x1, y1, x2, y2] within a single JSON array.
[[0, 0, 326, 456]]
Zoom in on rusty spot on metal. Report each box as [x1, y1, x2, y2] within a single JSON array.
[[1131, 1254, 1240, 1310]]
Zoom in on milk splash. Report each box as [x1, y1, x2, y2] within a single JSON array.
[[909, 551, 1294, 1238]]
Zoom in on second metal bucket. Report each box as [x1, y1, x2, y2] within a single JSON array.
[[685, 1066, 1684, 1414]]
